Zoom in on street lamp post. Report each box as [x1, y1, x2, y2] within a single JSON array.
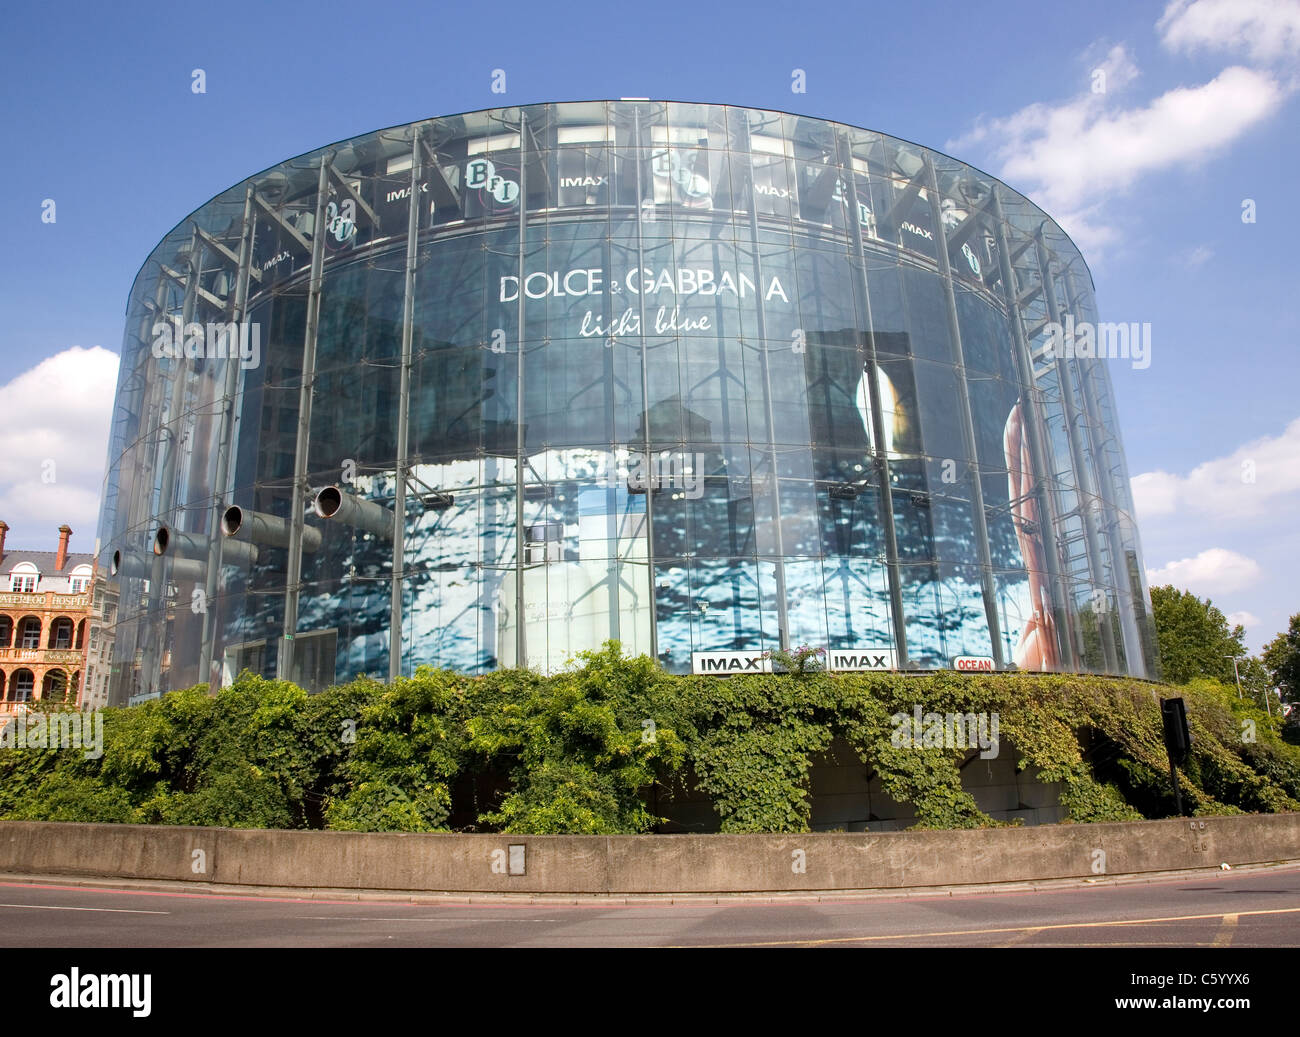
[[1225, 653, 1275, 715], [1225, 654, 1243, 699]]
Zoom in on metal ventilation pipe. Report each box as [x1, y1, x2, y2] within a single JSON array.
[[153, 526, 258, 566], [222, 505, 321, 553], [312, 485, 394, 540], [113, 546, 205, 583]]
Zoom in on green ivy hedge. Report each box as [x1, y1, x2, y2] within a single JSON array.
[[2, 642, 1296, 833]]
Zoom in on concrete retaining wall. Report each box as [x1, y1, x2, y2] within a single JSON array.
[[1, 814, 1297, 894]]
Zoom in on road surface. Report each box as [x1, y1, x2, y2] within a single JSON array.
[[0, 864, 1297, 947]]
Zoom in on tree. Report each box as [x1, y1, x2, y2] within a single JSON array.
[[1263, 613, 1300, 705], [1149, 585, 1247, 685], [1238, 656, 1277, 708]]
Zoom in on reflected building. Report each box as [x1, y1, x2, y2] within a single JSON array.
[[95, 101, 1159, 702]]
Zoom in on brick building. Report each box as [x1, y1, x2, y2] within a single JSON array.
[[0, 522, 98, 718]]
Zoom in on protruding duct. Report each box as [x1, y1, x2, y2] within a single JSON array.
[[312, 485, 394, 540], [222, 505, 321, 553], [113, 547, 205, 583], [153, 526, 258, 565]]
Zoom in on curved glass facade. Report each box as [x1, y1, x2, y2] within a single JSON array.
[[96, 101, 1159, 703]]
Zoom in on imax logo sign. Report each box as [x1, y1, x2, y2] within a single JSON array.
[[692, 651, 772, 674], [692, 647, 897, 674], [827, 648, 895, 671], [561, 175, 606, 188]]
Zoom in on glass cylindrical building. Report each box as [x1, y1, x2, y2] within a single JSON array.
[[95, 101, 1160, 704]]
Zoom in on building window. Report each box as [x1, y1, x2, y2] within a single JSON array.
[[287, 629, 338, 694], [19, 618, 41, 650], [42, 670, 68, 701], [69, 577, 88, 593], [222, 640, 267, 688], [0, 617, 10, 648], [11, 574, 36, 593], [11, 670, 34, 702], [51, 618, 73, 649]]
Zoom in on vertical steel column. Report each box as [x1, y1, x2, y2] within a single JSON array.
[[1059, 266, 1142, 674], [739, 115, 789, 651], [148, 232, 202, 686], [600, 225, 622, 647], [1092, 399, 1148, 675], [279, 161, 332, 683], [839, 135, 908, 664], [1038, 255, 1119, 673], [989, 188, 1077, 672], [140, 271, 175, 695], [631, 107, 659, 662], [390, 132, 423, 680], [923, 159, 1004, 666], [514, 111, 530, 670], [199, 188, 257, 690], [157, 231, 202, 522]]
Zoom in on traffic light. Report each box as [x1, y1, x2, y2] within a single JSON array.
[[1161, 697, 1192, 765]]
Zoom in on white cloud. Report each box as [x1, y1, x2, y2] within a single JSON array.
[[1226, 610, 1261, 629], [952, 65, 1283, 216], [0, 346, 119, 550], [949, 17, 1290, 257], [1160, 0, 1300, 64], [1131, 417, 1300, 521], [1147, 547, 1264, 594], [1185, 244, 1214, 267]]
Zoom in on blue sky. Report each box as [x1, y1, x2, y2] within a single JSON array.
[[1, 0, 1295, 654]]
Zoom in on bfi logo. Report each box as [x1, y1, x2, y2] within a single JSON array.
[[465, 158, 520, 206]]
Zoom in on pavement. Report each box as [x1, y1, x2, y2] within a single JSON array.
[[0, 862, 1297, 947]]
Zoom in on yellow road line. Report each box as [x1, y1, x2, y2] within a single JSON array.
[[670, 905, 1300, 948], [993, 926, 1043, 947], [1211, 913, 1239, 947]]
